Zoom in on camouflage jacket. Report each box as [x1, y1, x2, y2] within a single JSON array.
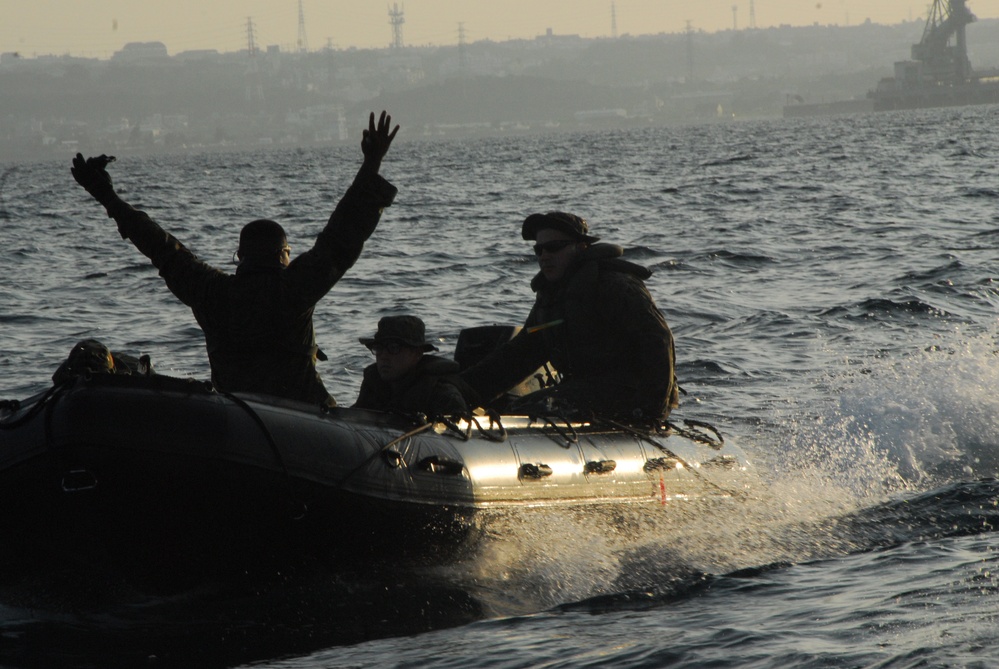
[[353, 355, 468, 417], [106, 167, 397, 406], [461, 243, 679, 421]]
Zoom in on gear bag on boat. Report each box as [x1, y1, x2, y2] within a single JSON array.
[[51, 339, 154, 385]]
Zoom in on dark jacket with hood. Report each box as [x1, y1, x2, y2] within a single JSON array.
[[461, 243, 679, 421], [104, 167, 397, 406], [353, 355, 468, 416]]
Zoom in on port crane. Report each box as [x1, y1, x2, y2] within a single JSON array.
[[783, 0, 998, 116], [866, 0, 999, 110], [911, 0, 975, 83]]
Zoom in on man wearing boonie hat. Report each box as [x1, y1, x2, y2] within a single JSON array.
[[460, 211, 678, 423], [353, 315, 469, 418]]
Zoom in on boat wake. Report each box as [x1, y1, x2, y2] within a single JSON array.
[[426, 326, 999, 617]]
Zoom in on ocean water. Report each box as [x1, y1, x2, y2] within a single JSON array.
[[2, 105, 999, 667]]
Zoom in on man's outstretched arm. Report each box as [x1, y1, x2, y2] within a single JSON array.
[[302, 112, 400, 284], [71, 153, 200, 281], [359, 110, 400, 177]]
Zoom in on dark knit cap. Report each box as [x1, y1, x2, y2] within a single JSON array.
[[521, 211, 600, 243], [359, 315, 438, 352]]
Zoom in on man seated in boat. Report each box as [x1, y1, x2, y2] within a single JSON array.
[[69, 111, 400, 407], [459, 211, 679, 425], [353, 315, 469, 419]]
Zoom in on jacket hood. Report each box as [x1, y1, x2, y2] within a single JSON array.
[[530, 242, 651, 292]]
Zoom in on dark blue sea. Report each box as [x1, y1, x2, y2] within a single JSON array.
[[2, 105, 999, 668]]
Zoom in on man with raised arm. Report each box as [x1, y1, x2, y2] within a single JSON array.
[[70, 111, 400, 406]]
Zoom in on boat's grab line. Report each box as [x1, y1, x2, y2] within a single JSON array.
[[470, 411, 507, 442], [224, 392, 308, 521], [0, 382, 64, 431], [599, 418, 746, 499], [381, 420, 436, 451], [341, 409, 511, 487], [534, 414, 578, 449], [664, 419, 725, 449], [336, 420, 436, 488]]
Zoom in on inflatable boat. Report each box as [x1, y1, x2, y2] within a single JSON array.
[[0, 366, 752, 586]]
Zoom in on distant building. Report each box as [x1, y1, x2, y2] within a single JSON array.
[[536, 28, 584, 48], [573, 108, 628, 121], [175, 50, 221, 62], [112, 42, 170, 63]]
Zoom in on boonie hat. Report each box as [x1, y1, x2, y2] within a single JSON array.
[[359, 315, 438, 352], [521, 211, 600, 243]]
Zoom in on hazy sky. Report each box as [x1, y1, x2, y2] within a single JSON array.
[[4, 0, 999, 57]]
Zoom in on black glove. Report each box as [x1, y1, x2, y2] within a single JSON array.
[[430, 385, 470, 421], [71, 153, 117, 206]]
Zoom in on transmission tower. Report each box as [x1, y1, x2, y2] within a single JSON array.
[[388, 3, 405, 49], [749, 0, 757, 29], [457, 22, 468, 72], [685, 20, 694, 83], [732, 5, 738, 31], [297, 0, 309, 53], [611, 2, 618, 38], [245, 17, 264, 103], [246, 16, 258, 57]]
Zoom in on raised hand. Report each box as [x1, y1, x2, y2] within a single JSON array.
[[71, 153, 117, 204], [361, 111, 399, 169]]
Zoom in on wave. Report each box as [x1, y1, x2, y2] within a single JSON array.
[[962, 186, 999, 198], [558, 475, 999, 614], [689, 249, 776, 268], [698, 153, 757, 167], [819, 296, 952, 321]]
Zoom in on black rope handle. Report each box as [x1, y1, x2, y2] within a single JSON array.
[[663, 419, 724, 449], [539, 413, 578, 449], [436, 415, 471, 441], [471, 410, 507, 442]]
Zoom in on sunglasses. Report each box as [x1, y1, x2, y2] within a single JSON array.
[[533, 239, 577, 256], [231, 245, 293, 264], [367, 341, 406, 355]]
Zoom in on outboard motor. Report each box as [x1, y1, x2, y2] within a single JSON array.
[[454, 325, 558, 411]]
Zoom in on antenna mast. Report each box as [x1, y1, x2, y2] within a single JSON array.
[[458, 22, 468, 72], [245, 17, 263, 103], [297, 0, 309, 53], [685, 20, 694, 83], [388, 4, 405, 48], [246, 16, 258, 56]]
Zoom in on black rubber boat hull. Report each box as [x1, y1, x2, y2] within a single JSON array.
[[0, 374, 752, 585]]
